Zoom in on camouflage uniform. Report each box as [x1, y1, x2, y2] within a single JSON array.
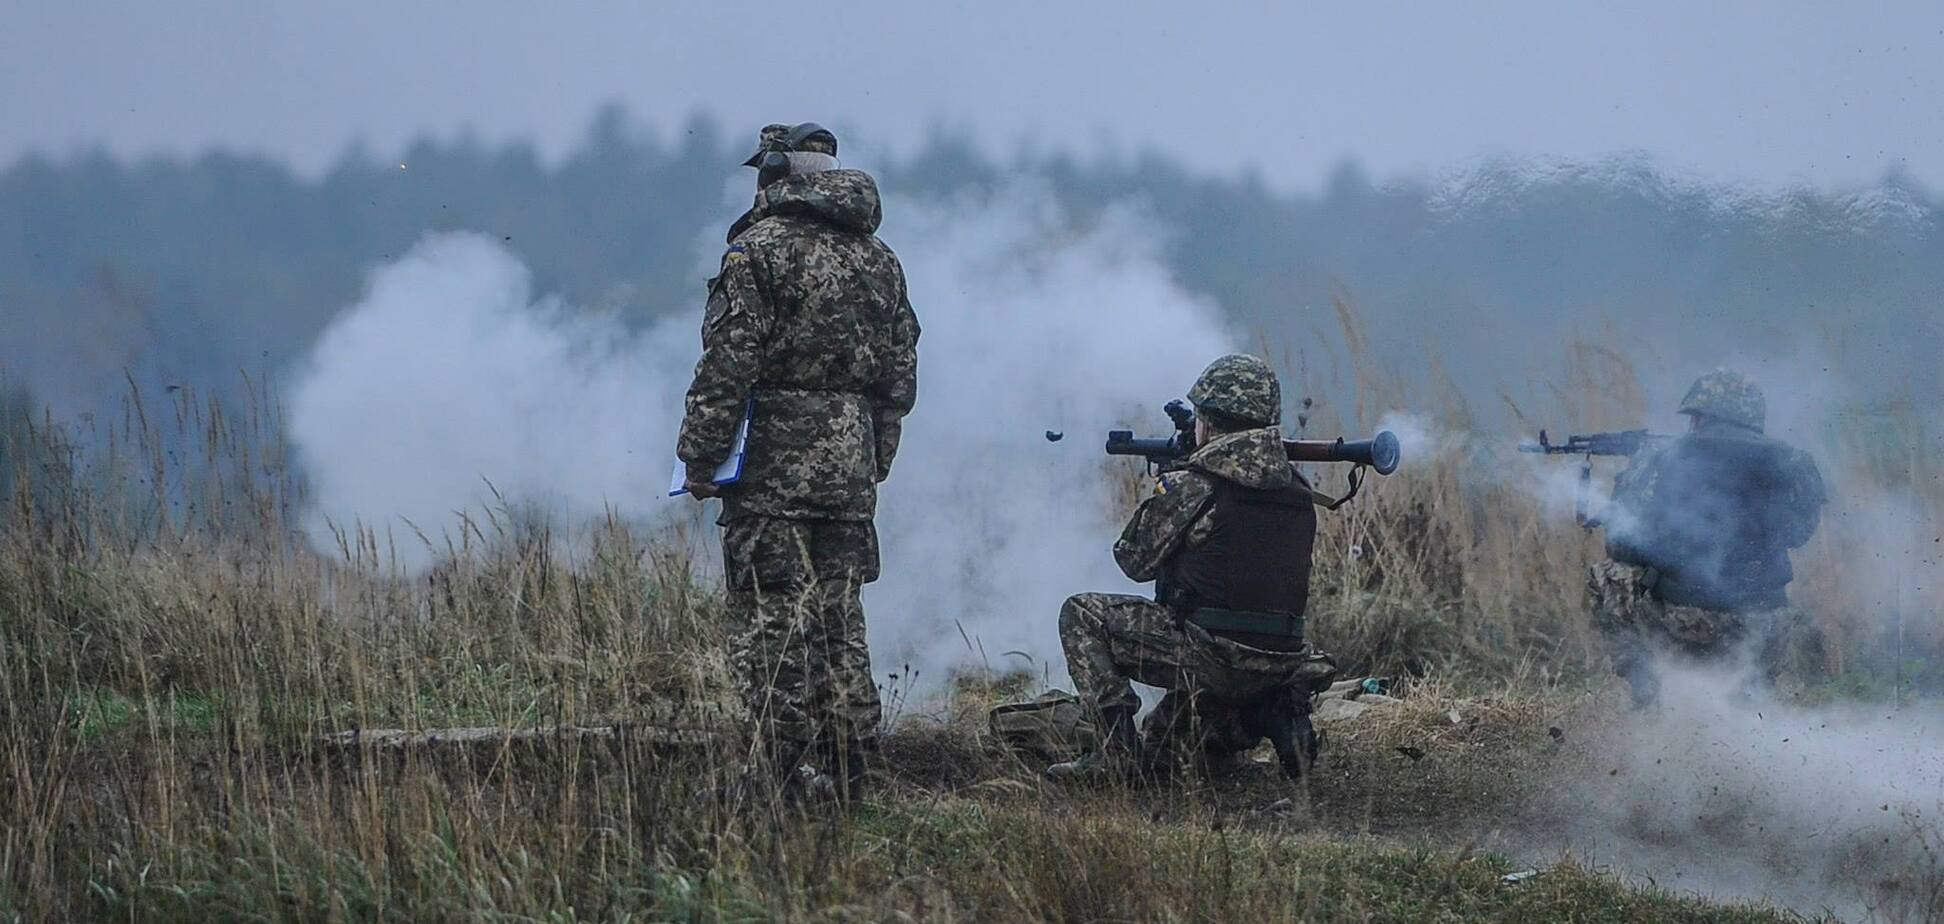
[[1590, 370, 1826, 703], [678, 130, 919, 775], [1055, 355, 1337, 777]]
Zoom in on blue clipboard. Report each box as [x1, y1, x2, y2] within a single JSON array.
[[669, 402, 752, 497]]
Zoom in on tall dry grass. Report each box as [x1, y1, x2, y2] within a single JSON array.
[[0, 383, 749, 920], [1285, 299, 1943, 691], [3, 315, 1933, 919]]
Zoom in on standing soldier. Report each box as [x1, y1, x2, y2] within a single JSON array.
[[678, 122, 919, 800], [1590, 369, 1826, 706], [1049, 354, 1338, 781]]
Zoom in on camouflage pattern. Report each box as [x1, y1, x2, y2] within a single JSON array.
[[1589, 560, 1825, 699], [1589, 560, 1753, 652], [988, 691, 1098, 762], [722, 517, 882, 754], [1058, 592, 1337, 724], [1604, 427, 1824, 608], [677, 167, 921, 522], [678, 149, 917, 771], [1063, 423, 1337, 750], [1593, 375, 1826, 703], [1679, 368, 1766, 432], [1113, 427, 1302, 581], [1185, 353, 1281, 427]]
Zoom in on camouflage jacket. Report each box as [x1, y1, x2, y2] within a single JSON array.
[[1605, 428, 1824, 609], [677, 169, 921, 522], [1113, 428, 1308, 583]]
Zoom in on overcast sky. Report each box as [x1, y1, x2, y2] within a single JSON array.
[[5, 1, 1942, 191]]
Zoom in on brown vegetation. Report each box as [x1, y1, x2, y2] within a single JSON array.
[[2, 333, 1936, 920]]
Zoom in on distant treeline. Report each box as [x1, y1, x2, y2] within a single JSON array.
[[3, 105, 1940, 420]]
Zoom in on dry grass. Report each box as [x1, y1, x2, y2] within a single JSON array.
[[4, 325, 1937, 920], [1288, 305, 1944, 692]]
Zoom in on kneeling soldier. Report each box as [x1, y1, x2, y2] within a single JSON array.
[[1051, 354, 1337, 780], [1589, 369, 1826, 706]]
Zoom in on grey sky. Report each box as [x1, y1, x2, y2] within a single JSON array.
[[4, 1, 1942, 190]]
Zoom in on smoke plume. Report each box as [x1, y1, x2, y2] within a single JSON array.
[[1555, 661, 1944, 918], [288, 184, 1233, 686], [287, 233, 698, 552]]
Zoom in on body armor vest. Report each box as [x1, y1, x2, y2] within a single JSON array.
[[1159, 473, 1317, 649]]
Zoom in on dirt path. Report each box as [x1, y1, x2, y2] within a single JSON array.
[[877, 689, 1933, 922]]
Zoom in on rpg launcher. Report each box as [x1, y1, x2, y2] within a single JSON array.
[[1105, 399, 1401, 509], [1516, 428, 1672, 527]]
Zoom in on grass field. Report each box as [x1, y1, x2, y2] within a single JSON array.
[[2, 345, 1939, 921]]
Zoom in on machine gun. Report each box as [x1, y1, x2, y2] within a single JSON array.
[[1105, 399, 1401, 508], [1517, 428, 1672, 527]]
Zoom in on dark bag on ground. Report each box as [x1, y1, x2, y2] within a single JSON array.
[[987, 691, 1098, 761]]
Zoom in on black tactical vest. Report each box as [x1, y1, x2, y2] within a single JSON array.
[[1160, 473, 1318, 646]]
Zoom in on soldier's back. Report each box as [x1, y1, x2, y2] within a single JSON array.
[[724, 169, 918, 523], [1608, 430, 1824, 610]]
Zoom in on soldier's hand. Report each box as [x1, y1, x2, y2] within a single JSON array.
[[682, 461, 725, 499]]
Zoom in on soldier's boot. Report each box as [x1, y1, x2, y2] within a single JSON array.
[[1199, 748, 1246, 779], [1263, 705, 1320, 781], [1046, 705, 1142, 782]]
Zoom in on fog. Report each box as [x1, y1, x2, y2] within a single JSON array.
[[8, 7, 1944, 914], [7, 3, 1944, 191]]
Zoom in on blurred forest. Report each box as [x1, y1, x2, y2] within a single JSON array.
[[2, 105, 1940, 427]]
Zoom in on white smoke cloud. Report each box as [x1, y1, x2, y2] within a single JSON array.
[[287, 233, 698, 555], [866, 188, 1233, 686], [1487, 352, 1944, 915], [288, 184, 1233, 685], [1555, 662, 1944, 918], [1374, 410, 1458, 467]]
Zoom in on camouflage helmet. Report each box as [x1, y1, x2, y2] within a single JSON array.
[[1678, 369, 1765, 432], [1187, 354, 1281, 428], [741, 122, 838, 167]]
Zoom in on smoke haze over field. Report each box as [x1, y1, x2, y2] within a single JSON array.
[[289, 186, 1233, 685], [288, 233, 697, 554], [1558, 663, 1944, 918], [11, 6, 1944, 920], [864, 190, 1232, 684]]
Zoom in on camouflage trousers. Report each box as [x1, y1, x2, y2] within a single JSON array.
[[722, 516, 882, 761], [1058, 593, 1337, 754], [1587, 561, 1824, 703]]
